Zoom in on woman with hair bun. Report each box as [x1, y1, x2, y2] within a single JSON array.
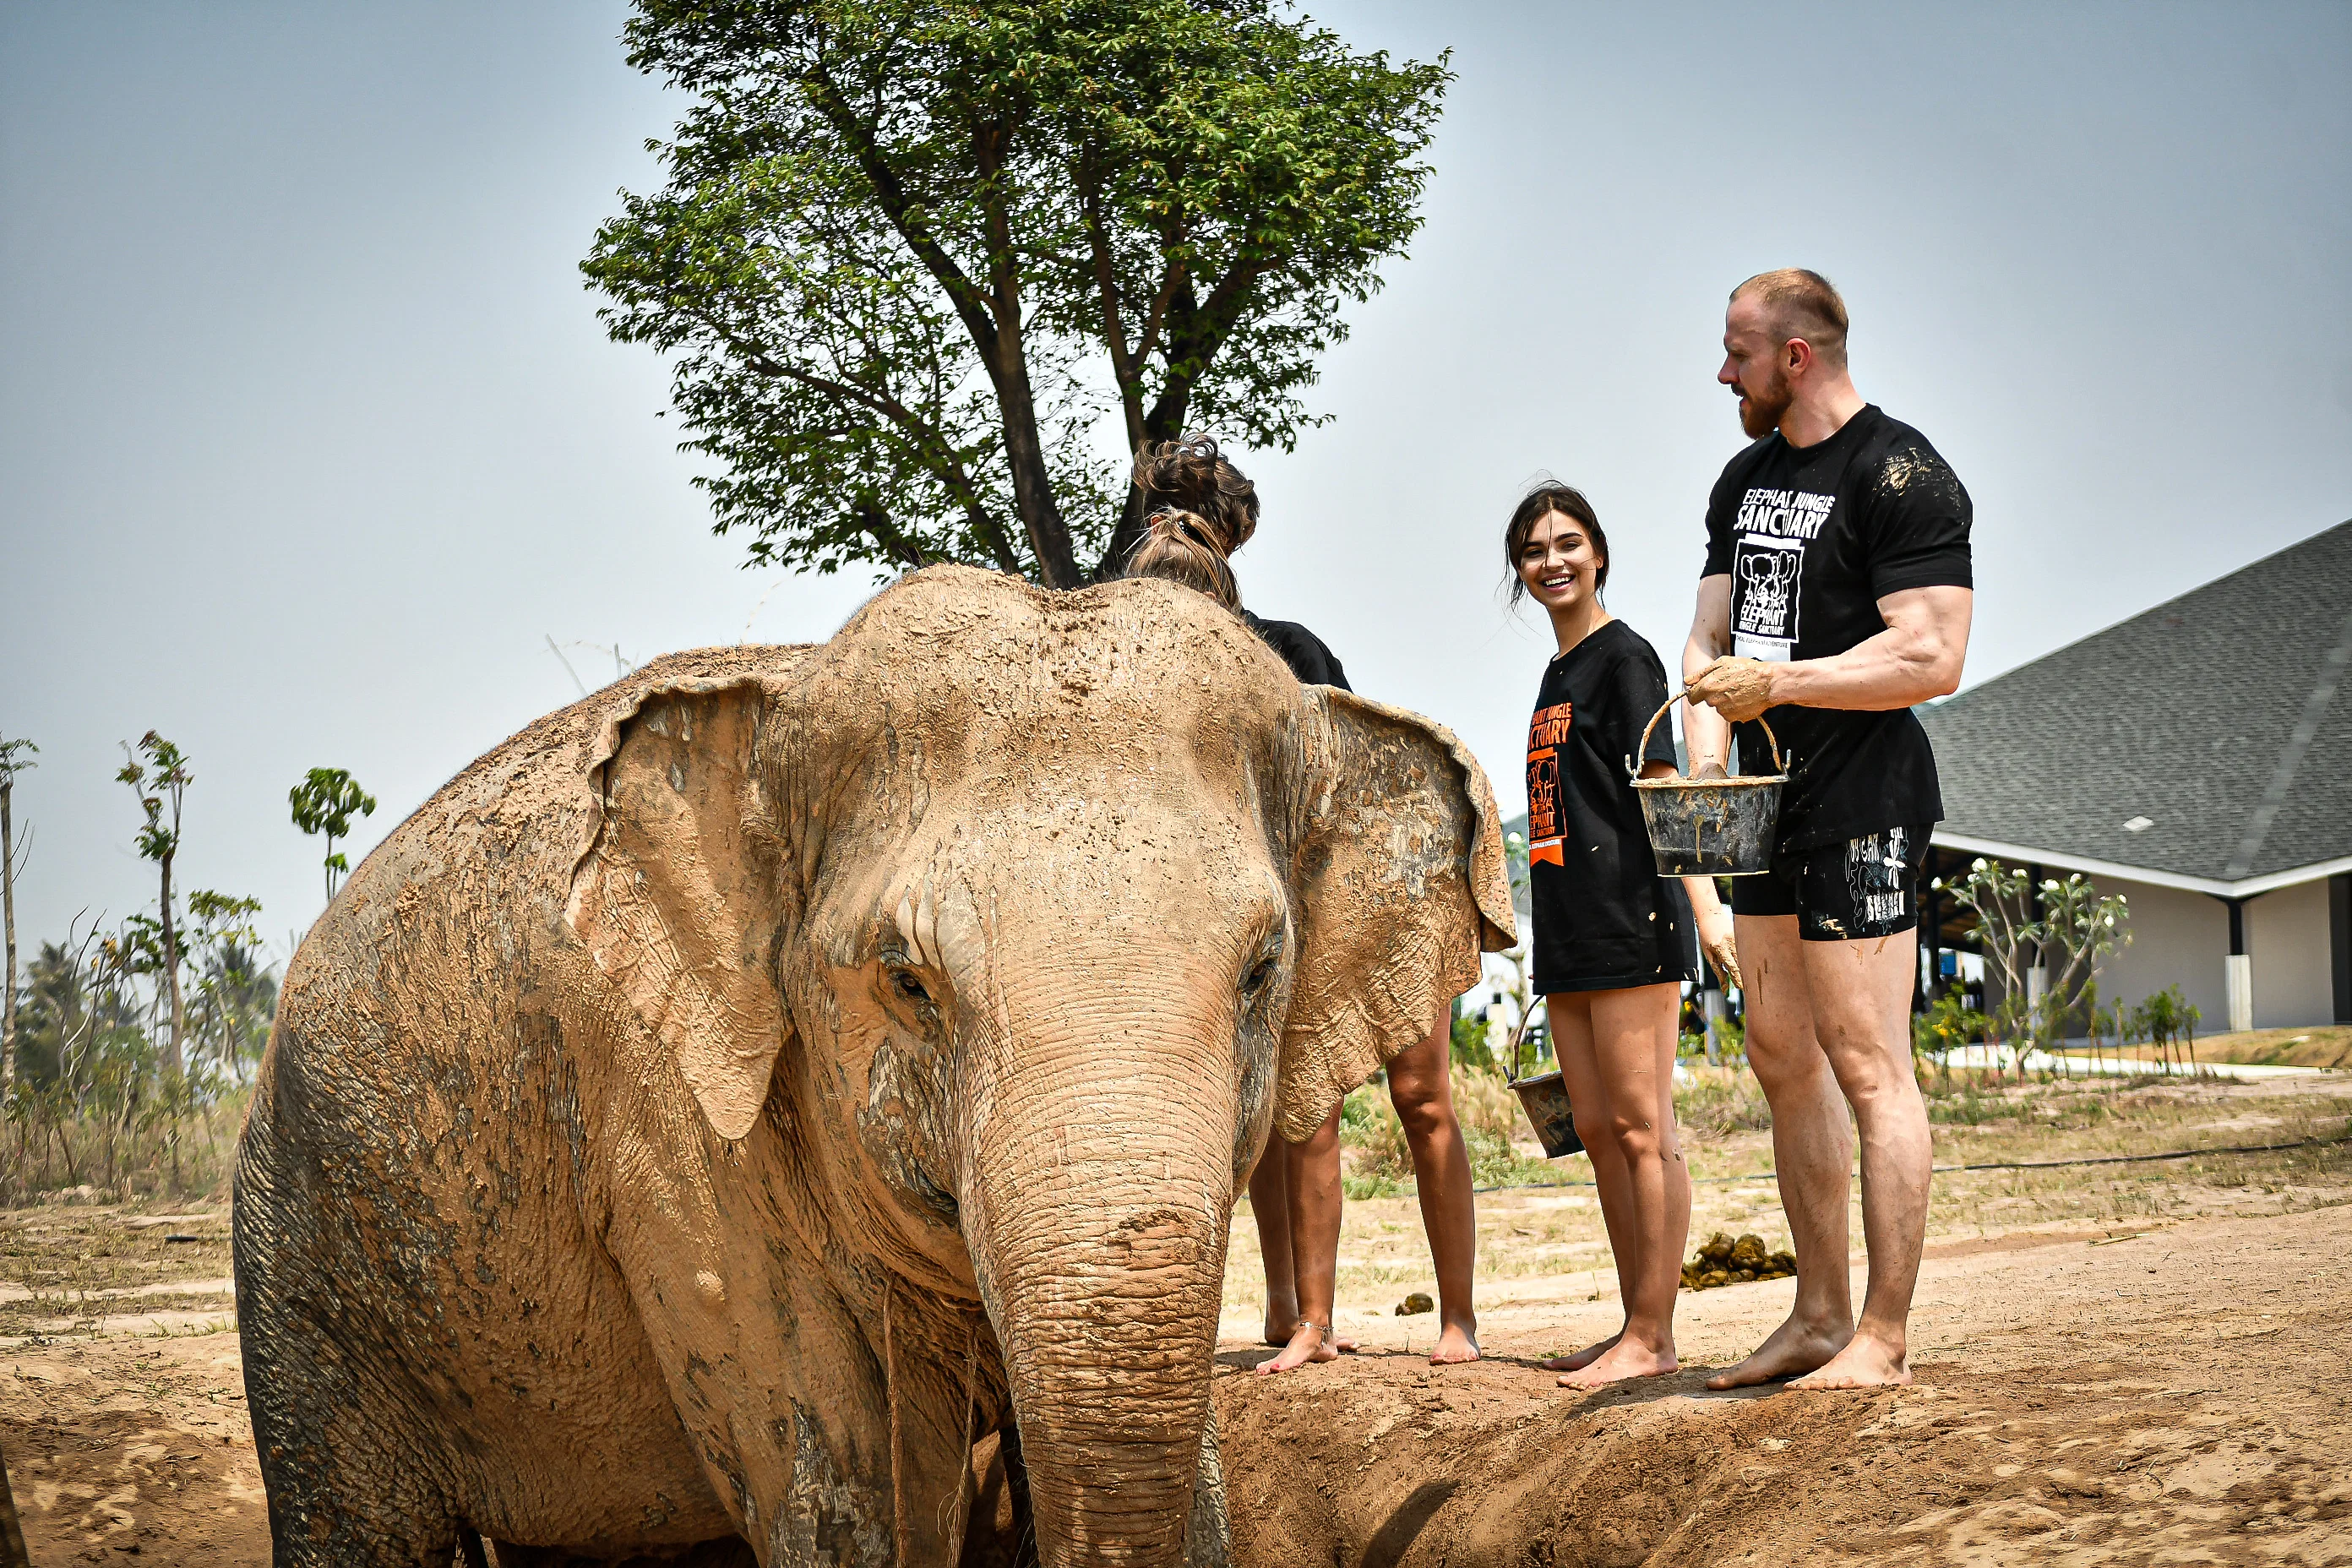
[[1125, 434, 1482, 1372]]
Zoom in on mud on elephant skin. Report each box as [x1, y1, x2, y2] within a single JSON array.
[[232, 567, 1513, 1566]]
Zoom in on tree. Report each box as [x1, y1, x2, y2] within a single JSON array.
[[585, 0, 1449, 587], [289, 768, 378, 901], [1938, 858, 2130, 1077], [0, 734, 33, 1093], [117, 732, 191, 1077]]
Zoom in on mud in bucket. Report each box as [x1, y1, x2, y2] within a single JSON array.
[[1625, 694, 1788, 878], [1505, 1005, 1582, 1158]]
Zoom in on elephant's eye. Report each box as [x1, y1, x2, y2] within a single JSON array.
[[892, 970, 932, 1004], [1242, 955, 1279, 997]]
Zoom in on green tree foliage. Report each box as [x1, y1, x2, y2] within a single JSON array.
[[2129, 985, 2201, 1075], [1938, 858, 2131, 1078], [289, 767, 378, 900], [584, 0, 1450, 587], [117, 732, 192, 1076]]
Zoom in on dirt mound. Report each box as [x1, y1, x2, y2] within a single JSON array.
[[1211, 1203, 2352, 1565]]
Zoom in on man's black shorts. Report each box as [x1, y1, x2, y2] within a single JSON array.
[[1730, 823, 1931, 942]]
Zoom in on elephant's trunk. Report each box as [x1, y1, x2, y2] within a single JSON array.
[[964, 1002, 1244, 1566]]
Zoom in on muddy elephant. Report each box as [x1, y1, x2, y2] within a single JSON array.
[[234, 567, 1512, 1565]]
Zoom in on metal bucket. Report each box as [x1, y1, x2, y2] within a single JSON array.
[[1625, 694, 1788, 878], [1509, 1070, 1583, 1158], [1505, 1010, 1583, 1158]]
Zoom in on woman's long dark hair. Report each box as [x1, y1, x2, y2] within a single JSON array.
[[1504, 483, 1609, 606], [1123, 435, 1260, 608]]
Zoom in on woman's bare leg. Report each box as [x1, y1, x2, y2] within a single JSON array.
[[1387, 1017, 1479, 1364], [1560, 983, 1690, 1387], [1246, 1142, 1298, 1346], [1255, 1105, 1346, 1374], [1542, 991, 1636, 1370]]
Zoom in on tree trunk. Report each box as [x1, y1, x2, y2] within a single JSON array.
[[160, 847, 184, 1076], [1, 776, 16, 1094]]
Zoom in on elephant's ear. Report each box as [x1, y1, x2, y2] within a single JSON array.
[[566, 677, 794, 1142], [1277, 689, 1516, 1143]]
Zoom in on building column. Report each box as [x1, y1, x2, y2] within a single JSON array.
[[2224, 896, 2253, 1035], [2331, 874, 2350, 1025]]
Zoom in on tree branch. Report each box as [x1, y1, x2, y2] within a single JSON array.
[[689, 305, 1024, 574]]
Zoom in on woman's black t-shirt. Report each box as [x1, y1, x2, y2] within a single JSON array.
[[1242, 610, 1351, 691], [1526, 620, 1693, 994]]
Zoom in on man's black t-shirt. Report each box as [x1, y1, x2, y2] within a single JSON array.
[[1243, 611, 1351, 691], [1526, 620, 1692, 994], [1701, 405, 1972, 851]]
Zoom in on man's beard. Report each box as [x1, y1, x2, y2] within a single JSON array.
[[1737, 371, 1792, 438]]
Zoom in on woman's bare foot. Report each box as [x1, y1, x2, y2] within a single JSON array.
[[1788, 1331, 1909, 1390], [1538, 1329, 1622, 1373], [1255, 1320, 1348, 1375], [1261, 1298, 1300, 1348], [1703, 1313, 1852, 1391], [1429, 1318, 1480, 1366], [1556, 1337, 1676, 1388]]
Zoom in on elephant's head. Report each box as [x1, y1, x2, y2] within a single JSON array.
[[567, 567, 1511, 1563]]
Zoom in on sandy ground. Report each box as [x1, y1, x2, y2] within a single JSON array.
[[1212, 1203, 2352, 1565], [3, 1072, 2348, 1565]]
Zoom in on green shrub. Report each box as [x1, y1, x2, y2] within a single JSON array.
[[1674, 1064, 1772, 1135]]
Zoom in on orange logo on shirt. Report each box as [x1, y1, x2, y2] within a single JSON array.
[[1526, 702, 1571, 866]]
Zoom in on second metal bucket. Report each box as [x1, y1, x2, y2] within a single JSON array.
[[1625, 694, 1788, 878], [1505, 1008, 1582, 1158]]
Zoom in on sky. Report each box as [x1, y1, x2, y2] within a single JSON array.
[[3, 2, 2348, 960]]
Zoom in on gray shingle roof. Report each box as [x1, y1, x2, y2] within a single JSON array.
[[1919, 520, 2352, 885]]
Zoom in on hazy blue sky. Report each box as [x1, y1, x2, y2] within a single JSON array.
[[3, 2, 2348, 956]]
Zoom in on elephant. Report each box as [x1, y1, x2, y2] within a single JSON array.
[[233, 565, 1513, 1566]]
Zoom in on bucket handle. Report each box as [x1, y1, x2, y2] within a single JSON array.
[[1627, 691, 1784, 780], [1508, 991, 1543, 1085]]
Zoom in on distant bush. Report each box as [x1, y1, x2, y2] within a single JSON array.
[[1674, 1064, 1772, 1135]]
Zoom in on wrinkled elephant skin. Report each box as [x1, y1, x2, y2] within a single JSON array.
[[234, 569, 1512, 1566]]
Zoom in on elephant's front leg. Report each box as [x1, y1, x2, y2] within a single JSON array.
[[758, 1303, 988, 1567]]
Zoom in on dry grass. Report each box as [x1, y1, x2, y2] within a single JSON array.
[[0, 1201, 234, 1339], [1230, 1069, 2352, 1320], [2059, 1023, 2352, 1070]]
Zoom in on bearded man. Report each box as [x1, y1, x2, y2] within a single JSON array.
[[1680, 269, 1974, 1389]]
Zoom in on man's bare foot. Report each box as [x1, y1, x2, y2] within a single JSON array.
[[1788, 1331, 1909, 1390], [1556, 1337, 1676, 1388], [1255, 1320, 1345, 1375], [1539, 1329, 1622, 1373], [1429, 1319, 1480, 1366], [1703, 1314, 1852, 1391]]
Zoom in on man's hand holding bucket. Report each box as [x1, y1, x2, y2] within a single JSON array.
[[1685, 656, 1780, 725]]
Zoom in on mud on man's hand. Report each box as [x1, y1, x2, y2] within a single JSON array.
[[1686, 656, 1778, 726], [1694, 899, 1741, 991]]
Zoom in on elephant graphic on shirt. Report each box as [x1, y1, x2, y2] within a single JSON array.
[[1736, 545, 1802, 638]]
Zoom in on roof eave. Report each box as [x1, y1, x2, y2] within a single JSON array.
[[1930, 830, 2352, 900]]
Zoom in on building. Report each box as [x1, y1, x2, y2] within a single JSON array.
[[1918, 520, 2352, 1032]]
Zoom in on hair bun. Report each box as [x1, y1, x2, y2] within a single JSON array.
[[1131, 433, 1258, 555]]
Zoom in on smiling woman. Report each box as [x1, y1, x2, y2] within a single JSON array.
[[1505, 479, 1742, 1390]]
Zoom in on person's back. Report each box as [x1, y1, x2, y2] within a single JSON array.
[[1122, 433, 1479, 1372]]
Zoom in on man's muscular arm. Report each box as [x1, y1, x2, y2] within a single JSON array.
[[1687, 585, 1974, 726], [1682, 576, 1735, 779]]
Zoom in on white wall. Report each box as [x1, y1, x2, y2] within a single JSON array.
[[2085, 874, 2230, 1025], [2248, 877, 2335, 1029], [2044, 872, 2339, 1032]]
